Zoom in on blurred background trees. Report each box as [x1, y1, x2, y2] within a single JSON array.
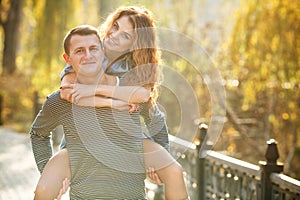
[[216, 0, 300, 178], [0, 0, 299, 179]]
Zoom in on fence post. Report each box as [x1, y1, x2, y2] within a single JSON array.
[[197, 123, 208, 200], [259, 139, 284, 200]]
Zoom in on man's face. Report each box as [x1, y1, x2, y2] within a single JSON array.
[[103, 15, 135, 55], [63, 34, 103, 78]]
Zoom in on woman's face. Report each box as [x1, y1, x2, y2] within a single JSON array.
[[103, 15, 135, 57]]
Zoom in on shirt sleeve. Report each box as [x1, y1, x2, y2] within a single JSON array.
[[29, 96, 58, 173], [60, 64, 75, 81], [140, 102, 170, 152]]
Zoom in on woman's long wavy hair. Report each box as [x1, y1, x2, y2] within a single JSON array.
[[100, 6, 162, 104]]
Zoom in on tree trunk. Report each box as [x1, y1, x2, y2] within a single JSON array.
[[1, 0, 22, 76], [284, 123, 297, 174], [0, 95, 3, 125]]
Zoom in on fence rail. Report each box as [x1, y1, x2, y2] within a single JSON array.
[[270, 173, 300, 200], [152, 124, 300, 200], [25, 93, 300, 199]]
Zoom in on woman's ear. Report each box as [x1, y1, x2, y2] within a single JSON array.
[[63, 53, 70, 64]]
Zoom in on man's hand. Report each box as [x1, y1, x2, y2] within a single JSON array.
[[146, 167, 163, 185], [55, 178, 70, 200]]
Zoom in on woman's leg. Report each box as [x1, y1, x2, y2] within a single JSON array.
[[143, 139, 189, 200], [34, 149, 71, 200]]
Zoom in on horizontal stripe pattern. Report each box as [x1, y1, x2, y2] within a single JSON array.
[[30, 91, 146, 199]]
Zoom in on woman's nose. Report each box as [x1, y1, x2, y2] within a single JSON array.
[[110, 30, 119, 39]]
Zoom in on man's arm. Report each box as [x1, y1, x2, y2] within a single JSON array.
[[30, 97, 57, 173], [140, 103, 170, 152]]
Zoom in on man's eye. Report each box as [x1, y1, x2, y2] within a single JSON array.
[[90, 47, 99, 52], [75, 49, 84, 54]]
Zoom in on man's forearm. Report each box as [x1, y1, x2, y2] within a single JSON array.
[[95, 85, 150, 103]]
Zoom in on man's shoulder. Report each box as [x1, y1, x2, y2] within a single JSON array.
[[43, 90, 70, 114], [44, 90, 67, 106], [46, 90, 61, 100]]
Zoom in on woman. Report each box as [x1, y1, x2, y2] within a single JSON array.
[[34, 6, 189, 200]]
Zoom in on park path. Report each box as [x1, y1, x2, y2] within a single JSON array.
[[0, 127, 69, 200]]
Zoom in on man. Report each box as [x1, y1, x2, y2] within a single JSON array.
[[30, 25, 147, 199]]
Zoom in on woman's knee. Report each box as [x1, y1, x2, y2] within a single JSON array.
[[164, 161, 184, 177], [173, 161, 184, 174], [34, 183, 54, 200]]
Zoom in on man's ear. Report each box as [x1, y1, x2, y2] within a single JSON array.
[[63, 53, 70, 64]]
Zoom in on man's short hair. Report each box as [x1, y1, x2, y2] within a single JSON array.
[[63, 25, 101, 55]]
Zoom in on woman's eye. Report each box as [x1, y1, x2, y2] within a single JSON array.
[[121, 33, 131, 40], [122, 34, 129, 39], [111, 23, 118, 31]]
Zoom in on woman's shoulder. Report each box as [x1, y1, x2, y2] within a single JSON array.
[[105, 56, 133, 76]]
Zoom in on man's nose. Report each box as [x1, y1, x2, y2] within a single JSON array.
[[84, 49, 92, 58]]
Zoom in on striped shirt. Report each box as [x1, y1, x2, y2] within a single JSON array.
[[60, 58, 170, 151], [30, 57, 169, 199], [30, 91, 147, 199]]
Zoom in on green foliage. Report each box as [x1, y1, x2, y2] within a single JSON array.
[[158, 52, 210, 140], [219, 0, 300, 177], [0, 72, 34, 131], [1, 0, 299, 179], [0, 0, 92, 131], [230, 0, 300, 102], [30, 0, 77, 96]]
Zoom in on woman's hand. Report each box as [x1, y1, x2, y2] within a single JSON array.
[[128, 103, 140, 113], [60, 72, 76, 102], [111, 100, 139, 112], [60, 84, 73, 102], [60, 84, 98, 103]]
